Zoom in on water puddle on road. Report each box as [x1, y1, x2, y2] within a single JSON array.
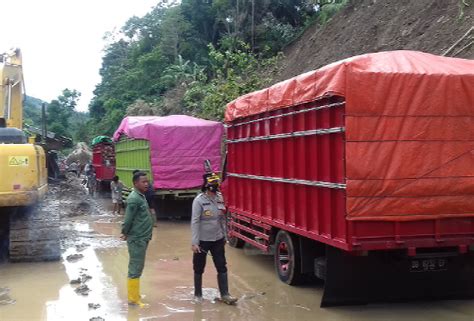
[[46, 246, 125, 321], [2, 178, 474, 320], [0, 287, 15, 306]]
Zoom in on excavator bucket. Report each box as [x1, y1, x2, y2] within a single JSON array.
[[321, 247, 474, 307]]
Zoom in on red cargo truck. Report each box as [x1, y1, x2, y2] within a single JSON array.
[[91, 136, 115, 192], [223, 51, 474, 306]]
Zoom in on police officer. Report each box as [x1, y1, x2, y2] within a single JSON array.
[[120, 171, 153, 307], [191, 173, 238, 304]]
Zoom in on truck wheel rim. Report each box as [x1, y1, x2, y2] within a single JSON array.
[[278, 241, 290, 273]]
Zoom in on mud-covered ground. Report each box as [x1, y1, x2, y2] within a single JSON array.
[[1, 178, 474, 321]]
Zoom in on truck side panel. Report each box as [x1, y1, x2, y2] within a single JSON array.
[[225, 98, 347, 249], [115, 138, 152, 189], [225, 96, 474, 252], [92, 142, 115, 181]]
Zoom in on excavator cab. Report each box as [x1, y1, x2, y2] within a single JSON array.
[[0, 127, 27, 144]]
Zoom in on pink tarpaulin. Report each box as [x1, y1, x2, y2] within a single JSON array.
[[113, 115, 223, 190]]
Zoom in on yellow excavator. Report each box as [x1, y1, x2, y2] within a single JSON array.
[[0, 48, 48, 207], [0, 48, 59, 262]]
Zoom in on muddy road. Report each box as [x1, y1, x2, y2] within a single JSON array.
[[1, 179, 473, 321]]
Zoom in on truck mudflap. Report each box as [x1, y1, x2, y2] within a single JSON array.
[[321, 246, 474, 307]]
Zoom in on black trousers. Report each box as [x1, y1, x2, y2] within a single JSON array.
[[193, 238, 227, 275]]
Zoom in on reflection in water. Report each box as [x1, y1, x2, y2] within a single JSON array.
[[0, 261, 68, 320], [72, 222, 93, 233], [46, 244, 126, 321]]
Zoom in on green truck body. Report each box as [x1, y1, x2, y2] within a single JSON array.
[[115, 138, 152, 189], [115, 137, 199, 217]]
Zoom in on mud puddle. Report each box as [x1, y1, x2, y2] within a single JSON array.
[[1, 178, 474, 320]]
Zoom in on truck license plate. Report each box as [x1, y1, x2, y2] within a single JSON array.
[[410, 258, 448, 272]]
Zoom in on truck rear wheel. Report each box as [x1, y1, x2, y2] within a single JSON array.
[[274, 230, 303, 285]]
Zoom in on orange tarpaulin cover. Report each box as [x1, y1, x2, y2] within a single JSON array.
[[225, 51, 474, 221]]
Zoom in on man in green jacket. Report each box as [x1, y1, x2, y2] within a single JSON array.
[[120, 171, 153, 307]]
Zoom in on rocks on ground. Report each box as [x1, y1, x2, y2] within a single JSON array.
[[75, 243, 90, 252], [70, 266, 93, 296], [88, 303, 101, 309], [74, 284, 90, 296], [66, 253, 84, 262], [69, 278, 81, 285]]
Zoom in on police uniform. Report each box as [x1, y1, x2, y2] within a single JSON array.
[[191, 190, 235, 301], [191, 192, 227, 247]]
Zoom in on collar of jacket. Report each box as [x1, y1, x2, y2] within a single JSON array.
[[134, 188, 146, 198]]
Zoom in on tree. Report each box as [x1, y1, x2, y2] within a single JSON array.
[[23, 96, 43, 127], [181, 0, 218, 44], [159, 7, 193, 62], [87, 0, 347, 134], [47, 89, 81, 138]]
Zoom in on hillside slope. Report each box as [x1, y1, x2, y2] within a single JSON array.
[[277, 0, 473, 81]]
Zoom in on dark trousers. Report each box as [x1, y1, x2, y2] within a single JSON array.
[[193, 238, 227, 275]]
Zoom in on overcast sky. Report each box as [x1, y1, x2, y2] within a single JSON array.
[[0, 0, 159, 112]]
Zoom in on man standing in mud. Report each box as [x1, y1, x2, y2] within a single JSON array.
[[120, 172, 153, 307]]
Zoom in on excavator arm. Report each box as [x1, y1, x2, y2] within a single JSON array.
[[0, 48, 24, 131]]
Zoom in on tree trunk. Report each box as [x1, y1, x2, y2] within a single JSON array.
[[251, 0, 255, 52]]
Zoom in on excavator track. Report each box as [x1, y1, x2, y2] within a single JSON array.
[[8, 202, 60, 262]]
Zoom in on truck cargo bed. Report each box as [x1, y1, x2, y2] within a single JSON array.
[[223, 51, 474, 305]]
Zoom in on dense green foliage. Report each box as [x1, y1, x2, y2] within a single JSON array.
[[24, 91, 90, 143], [47, 89, 81, 137], [23, 95, 44, 127], [89, 0, 348, 135]]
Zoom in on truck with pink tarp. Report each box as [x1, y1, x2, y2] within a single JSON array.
[[113, 115, 223, 218]]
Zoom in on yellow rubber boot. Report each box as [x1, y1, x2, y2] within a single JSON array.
[[127, 278, 145, 307]]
